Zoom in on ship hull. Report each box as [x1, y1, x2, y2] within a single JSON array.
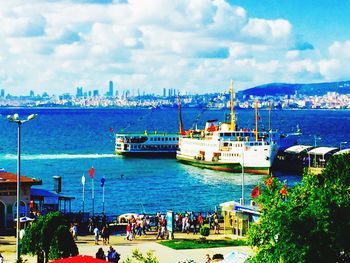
[[116, 150, 176, 158], [176, 154, 271, 175]]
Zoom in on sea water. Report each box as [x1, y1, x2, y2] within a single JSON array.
[[0, 108, 349, 215]]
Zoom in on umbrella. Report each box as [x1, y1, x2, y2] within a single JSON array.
[[14, 216, 35, 223], [220, 251, 250, 263], [50, 255, 107, 263]]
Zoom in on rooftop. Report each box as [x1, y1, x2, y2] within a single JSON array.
[[307, 147, 339, 156], [285, 145, 314, 154], [0, 170, 42, 185]]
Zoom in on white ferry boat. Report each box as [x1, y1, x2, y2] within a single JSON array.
[[176, 81, 291, 175], [115, 131, 179, 156]]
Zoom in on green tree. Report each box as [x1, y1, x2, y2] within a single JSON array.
[[124, 249, 159, 263], [247, 153, 350, 263], [21, 211, 78, 261]]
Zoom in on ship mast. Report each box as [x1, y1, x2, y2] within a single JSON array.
[[255, 100, 259, 141], [268, 101, 271, 131], [177, 93, 186, 135], [230, 80, 236, 131]]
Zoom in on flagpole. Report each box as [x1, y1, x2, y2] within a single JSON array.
[[90, 167, 95, 218], [82, 174, 85, 216], [102, 185, 105, 214], [101, 177, 106, 214], [92, 177, 94, 217]]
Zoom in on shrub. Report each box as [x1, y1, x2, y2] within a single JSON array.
[[199, 224, 210, 237]]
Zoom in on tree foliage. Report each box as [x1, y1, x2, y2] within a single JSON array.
[[124, 249, 159, 263], [199, 224, 210, 237], [21, 211, 78, 261], [247, 153, 350, 263]]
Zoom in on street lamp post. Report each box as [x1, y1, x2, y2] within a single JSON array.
[[241, 150, 245, 205], [7, 113, 37, 262]]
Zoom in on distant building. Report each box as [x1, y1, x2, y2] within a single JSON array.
[[108, 81, 113, 97], [1, 89, 5, 97], [76, 87, 83, 97], [29, 90, 35, 98], [42, 92, 49, 98], [163, 88, 166, 97], [168, 88, 172, 97], [93, 90, 99, 97], [88, 91, 92, 97], [0, 170, 42, 228]]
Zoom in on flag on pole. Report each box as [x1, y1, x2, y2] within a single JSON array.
[[89, 167, 95, 178], [81, 174, 86, 186], [101, 177, 105, 187]]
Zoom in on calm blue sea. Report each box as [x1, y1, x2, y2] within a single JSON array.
[[0, 107, 349, 216]]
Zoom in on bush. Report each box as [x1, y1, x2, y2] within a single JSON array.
[[199, 225, 210, 237], [247, 153, 350, 262]]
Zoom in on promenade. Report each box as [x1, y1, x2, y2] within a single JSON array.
[[1, 231, 254, 263]]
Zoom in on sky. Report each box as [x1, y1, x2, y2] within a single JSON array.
[[0, 0, 350, 96]]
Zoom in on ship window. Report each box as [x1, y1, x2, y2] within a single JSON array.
[[150, 138, 153, 141], [162, 138, 164, 141], [165, 138, 168, 141]]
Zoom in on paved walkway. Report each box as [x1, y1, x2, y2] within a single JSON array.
[[1, 232, 254, 263]]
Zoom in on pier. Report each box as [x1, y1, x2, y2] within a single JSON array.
[[274, 144, 350, 175]]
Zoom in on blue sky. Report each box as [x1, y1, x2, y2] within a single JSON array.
[[0, 0, 349, 96]]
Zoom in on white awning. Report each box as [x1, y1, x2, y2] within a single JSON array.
[[308, 147, 338, 156], [285, 145, 313, 154]]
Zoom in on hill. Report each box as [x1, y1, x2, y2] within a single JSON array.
[[239, 80, 350, 97]]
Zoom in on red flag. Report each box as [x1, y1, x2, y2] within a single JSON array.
[[280, 184, 288, 197], [89, 167, 95, 178], [264, 176, 274, 188], [251, 185, 261, 199], [109, 127, 114, 133]]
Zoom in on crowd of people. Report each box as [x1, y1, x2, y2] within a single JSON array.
[[66, 210, 222, 246], [174, 211, 220, 234]]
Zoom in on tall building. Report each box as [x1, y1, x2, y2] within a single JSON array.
[[93, 90, 99, 97], [168, 88, 172, 97], [163, 88, 166, 97], [108, 81, 113, 97], [0, 89, 4, 97], [29, 90, 35, 97], [76, 87, 83, 97]]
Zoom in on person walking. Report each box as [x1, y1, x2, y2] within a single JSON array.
[[93, 226, 100, 245]]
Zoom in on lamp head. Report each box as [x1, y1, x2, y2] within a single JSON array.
[[7, 114, 19, 122], [27, 114, 37, 121]]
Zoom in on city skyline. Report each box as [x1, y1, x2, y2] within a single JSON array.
[[0, 0, 349, 96]]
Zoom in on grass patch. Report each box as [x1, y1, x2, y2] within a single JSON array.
[[159, 238, 247, 250]]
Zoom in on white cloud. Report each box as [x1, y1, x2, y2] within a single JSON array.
[[241, 18, 292, 44], [328, 40, 350, 59], [0, 0, 348, 95]]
